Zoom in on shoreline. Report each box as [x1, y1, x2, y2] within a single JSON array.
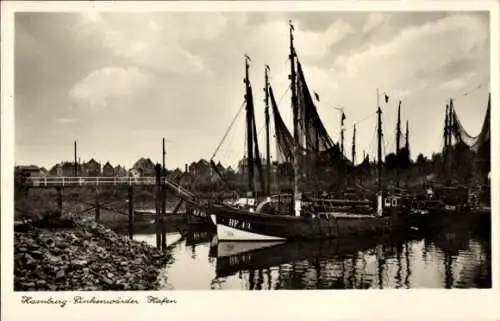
[[14, 217, 173, 291]]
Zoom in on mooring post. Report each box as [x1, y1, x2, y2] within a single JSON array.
[[161, 225, 167, 251], [95, 187, 101, 223], [128, 186, 134, 240], [56, 187, 63, 216], [161, 171, 167, 251], [155, 164, 162, 249]]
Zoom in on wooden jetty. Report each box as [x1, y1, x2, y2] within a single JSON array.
[[24, 162, 190, 252]]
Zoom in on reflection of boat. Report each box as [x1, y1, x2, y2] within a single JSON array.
[[216, 241, 285, 258], [134, 208, 187, 223], [133, 232, 183, 248], [208, 235, 218, 258], [185, 228, 215, 246], [214, 232, 420, 278]]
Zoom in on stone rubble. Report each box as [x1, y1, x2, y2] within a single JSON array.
[[14, 220, 172, 291]]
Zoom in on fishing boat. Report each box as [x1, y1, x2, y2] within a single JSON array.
[[413, 94, 492, 232], [186, 201, 212, 225], [181, 21, 428, 242]]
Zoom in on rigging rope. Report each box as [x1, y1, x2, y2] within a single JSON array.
[[354, 112, 377, 125], [278, 85, 291, 105], [453, 79, 488, 100], [211, 100, 245, 160]]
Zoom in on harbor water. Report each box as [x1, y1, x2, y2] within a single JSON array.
[[130, 224, 491, 290]]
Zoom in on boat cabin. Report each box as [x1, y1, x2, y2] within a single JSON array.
[[381, 195, 408, 216], [384, 195, 403, 208]]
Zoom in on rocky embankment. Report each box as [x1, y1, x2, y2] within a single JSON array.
[[14, 219, 172, 291]]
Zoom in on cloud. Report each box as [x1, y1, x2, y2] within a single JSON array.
[[54, 118, 79, 124], [73, 12, 233, 76], [81, 11, 104, 23], [333, 13, 488, 93], [363, 12, 390, 33], [68, 66, 152, 109], [14, 12, 489, 169], [295, 18, 355, 61]]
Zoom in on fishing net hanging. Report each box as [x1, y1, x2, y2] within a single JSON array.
[[449, 96, 490, 152]]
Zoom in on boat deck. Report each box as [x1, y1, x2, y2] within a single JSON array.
[[317, 212, 377, 219]]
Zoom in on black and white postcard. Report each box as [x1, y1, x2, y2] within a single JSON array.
[[1, 1, 498, 321]]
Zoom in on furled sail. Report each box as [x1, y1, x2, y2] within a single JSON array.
[[270, 59, 352, 171], [249, 84, 266, 192], [296, 60, 351, 170], [246, 80, 266, 193], [270, 85, 301, 163], [296, 61, 335, 152]]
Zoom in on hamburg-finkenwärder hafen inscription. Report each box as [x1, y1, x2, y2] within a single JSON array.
[[19, 296, 177, 307], [14, 11, 491, 290]]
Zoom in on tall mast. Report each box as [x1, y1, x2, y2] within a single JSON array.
[[162, 137, 166, 178], [244, 55, 255, 196], [289, 20, 300, 216], [396, 101, 401, 154], [448, 98, 454, 147], [444, 104, 449, 152], [341, 115, 345, 156], [377, 91, 383, 192], [162, 137, 166, 218], [352, 124, 356, 164], [443, 103, 449, 178], [74, 140, 77, 177], [264, 65, 271, 197], [396, 101, 401, 188], [405, 120, 409, 153]]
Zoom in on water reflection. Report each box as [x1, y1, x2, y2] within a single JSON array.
[[131, 225, 491, 290]]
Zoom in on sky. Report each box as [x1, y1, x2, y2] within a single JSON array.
[[14, 10, 490, 170]]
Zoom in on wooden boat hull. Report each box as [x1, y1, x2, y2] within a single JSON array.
[[423, 206, 491, 232], [185, 203, 213, 225], [208, 204, 424, 241]]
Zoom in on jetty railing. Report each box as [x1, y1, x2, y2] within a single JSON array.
[[27, 176, 157, 187], [27, 176, 198, 198]]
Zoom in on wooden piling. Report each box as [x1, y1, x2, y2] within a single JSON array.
[[161, 194, 167, 251], [95, 187, 101, 223], [56, 187, 63, 215], [161, 182, 167, 251], [128, 186, 134, 239], [161, 225, 167, 251], [161, 138, 167, 251], [155, 164, 162, 249], [74, 140, 78, 177]]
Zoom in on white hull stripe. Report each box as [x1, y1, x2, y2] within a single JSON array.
[[216, 223, 286, 241]]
